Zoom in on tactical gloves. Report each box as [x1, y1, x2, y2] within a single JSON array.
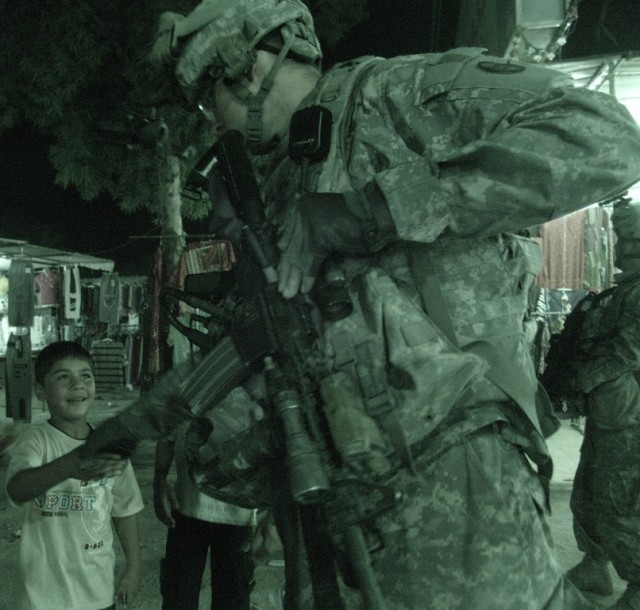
[[81, 391, 193, 459], [81, 360, 199, 459], [277, 184, 397, 298]]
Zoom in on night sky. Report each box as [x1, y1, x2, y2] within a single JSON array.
[[0, 0, 638, 277], [0, 128, 159, 275]]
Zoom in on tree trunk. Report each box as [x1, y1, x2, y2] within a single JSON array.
[[144, 152, 184, 378], [158, 153, 185, 275]]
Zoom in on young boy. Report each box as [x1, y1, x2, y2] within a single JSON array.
[[5, 341, 144, 610]]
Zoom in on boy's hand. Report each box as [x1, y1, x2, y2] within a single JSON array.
[[115, 563, 140, 607]]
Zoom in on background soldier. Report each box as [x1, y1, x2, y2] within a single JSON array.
[[564, 200, 640, 610]]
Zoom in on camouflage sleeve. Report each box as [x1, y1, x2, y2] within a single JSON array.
[[576, 282, 640, 393], [374, 87, 640, 241], [82, 356, 201, 457]]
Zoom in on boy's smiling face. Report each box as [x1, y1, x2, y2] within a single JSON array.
[[36, 357, 96, 429]]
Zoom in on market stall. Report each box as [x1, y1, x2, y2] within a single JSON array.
[[0, 238, 114, 355], [0, 238, 148, 421]]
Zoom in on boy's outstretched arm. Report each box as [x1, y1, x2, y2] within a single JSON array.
[[113, 513, 142, 605], [7, 448, 127, 503]]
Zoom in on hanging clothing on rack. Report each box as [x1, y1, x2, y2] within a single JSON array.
[[537, 210, 585, 290], [63, 266, 81, 320], [33, 267, 61, 306]]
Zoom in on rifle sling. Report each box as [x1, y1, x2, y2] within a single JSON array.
[[330, 330, 416, 475]]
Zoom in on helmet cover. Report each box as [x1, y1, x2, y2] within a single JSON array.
[[612, 198, 640, 241], [151, 0, 322, 96]]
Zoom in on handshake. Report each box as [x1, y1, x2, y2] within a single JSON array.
[[81, 390, 194, 460]]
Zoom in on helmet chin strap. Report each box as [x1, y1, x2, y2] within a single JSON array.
[[226, 31, 296, 148]]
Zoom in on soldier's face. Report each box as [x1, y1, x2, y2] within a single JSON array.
[[209, 53, 297, 156]]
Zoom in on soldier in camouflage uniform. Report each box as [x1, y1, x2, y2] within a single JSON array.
[[564, 200, 640, 610], [83, 1, 640, 608]]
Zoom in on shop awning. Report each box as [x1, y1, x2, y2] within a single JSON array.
[[0, 238, 115, 272]]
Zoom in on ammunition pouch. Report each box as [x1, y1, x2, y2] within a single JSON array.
[[320, 371, 392, 477]]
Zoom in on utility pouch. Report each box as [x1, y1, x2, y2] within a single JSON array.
[[320, 371, 392, 476]]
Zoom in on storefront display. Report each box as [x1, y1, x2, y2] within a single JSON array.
[[0, 241, 150, 421], [80, 274, 147, 389]]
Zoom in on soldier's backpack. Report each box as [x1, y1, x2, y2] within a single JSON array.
[[539, 286, 616, 411]]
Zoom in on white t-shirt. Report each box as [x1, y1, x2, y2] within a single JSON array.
[[5, 421, 144, 610]]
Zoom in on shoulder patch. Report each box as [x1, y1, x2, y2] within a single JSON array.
[[476, 61, 526, 74]]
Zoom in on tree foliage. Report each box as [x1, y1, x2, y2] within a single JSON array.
[[308, 0, 369, 49], [0, 0, 369, 223]]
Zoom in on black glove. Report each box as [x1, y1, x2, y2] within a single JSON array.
[[81, 358, 199, 459], [82, 389, 194, 459], [277, 183, 397, 281], [81, 416, 139, 459], [208, 169, 243, 241]]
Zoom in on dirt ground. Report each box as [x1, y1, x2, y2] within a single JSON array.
[[0, 390, 628, 609]]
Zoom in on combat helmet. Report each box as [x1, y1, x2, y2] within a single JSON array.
[[612, 197, 640, 240], [612, 197, 640, 262], [150, 0, 322, 148]]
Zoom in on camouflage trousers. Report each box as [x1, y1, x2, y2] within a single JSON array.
[[296, 424, 591, 609], [571, 420, 640, 585]]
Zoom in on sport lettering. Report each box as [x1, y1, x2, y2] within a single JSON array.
[[35, 492, 96, 512]]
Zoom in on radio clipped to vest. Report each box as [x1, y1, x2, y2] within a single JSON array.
[[288, 105, 332, 166], [288, 104, 354, 322]]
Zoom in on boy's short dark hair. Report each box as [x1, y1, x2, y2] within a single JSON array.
[[34, 341, 95, 385]]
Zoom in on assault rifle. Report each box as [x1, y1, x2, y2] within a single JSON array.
[[162, 130, 395, 609], [163, 130, 330, 505]]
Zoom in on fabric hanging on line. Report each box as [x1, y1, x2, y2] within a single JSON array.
[[98, 273, 121, 325], [33, 268, 61, 306], [130, 284, 145, 313], [537, 210, 585, 290], [583, 206, 615, 291], [63, 266, 81, 320], [167, 240, 236, 292], [9, 259, 35, 326]]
